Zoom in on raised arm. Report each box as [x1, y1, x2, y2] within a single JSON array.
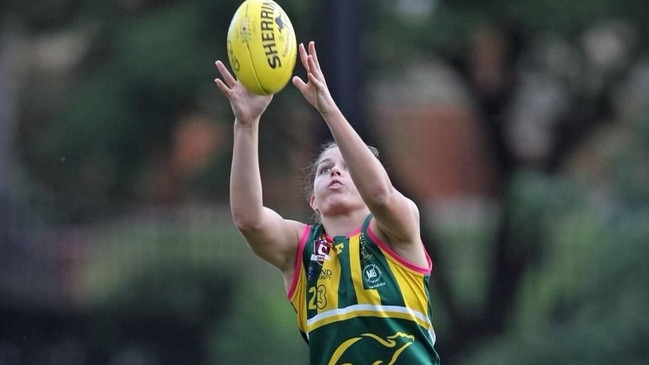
[[291, 42, 425, 266], [215, 61, 303, 278]]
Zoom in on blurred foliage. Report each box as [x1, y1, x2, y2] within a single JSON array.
[[372, 0, 649, 60], [13, 0, 649, 211], [448, 113, 649, 364], [4, 0, 649, 364], [14, 0, 316, 216], [27, 0, 234, 206], [75, 210, 307, 364], [459, 191, 649, 364]]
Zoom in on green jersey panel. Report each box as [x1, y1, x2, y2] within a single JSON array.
[[288, 215, 440, 365]]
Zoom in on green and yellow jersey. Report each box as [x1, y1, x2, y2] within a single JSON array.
[[288, 215, 440, 365]]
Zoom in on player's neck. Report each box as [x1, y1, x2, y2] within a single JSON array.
[[320, 208, 370, 237]]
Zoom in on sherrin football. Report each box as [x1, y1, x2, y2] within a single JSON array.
[[226, 0, 297, 95]]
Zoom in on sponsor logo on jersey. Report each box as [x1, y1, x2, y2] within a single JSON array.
[[363, 263, 386, 289], [319, 268, 333, 280]]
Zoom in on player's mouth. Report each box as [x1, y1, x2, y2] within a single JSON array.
[[328, 179, 343, 188]]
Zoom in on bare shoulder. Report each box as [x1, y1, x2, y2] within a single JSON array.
[[283, 218, 309, 244], [369, 201, 429, 269]]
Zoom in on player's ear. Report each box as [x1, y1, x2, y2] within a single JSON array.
[[309, 194, 318, 213]]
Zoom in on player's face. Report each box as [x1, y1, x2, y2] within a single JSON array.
[[310, 147, 365, 215]]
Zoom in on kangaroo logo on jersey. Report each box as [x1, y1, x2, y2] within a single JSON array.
[[311, 236, 331, 265], [328, 332, 415, 365]]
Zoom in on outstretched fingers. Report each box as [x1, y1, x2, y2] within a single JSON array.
[[297, 43, 307, 71], [215, 61, 236, 85], [214, 60, 237, 94], [297, 42, 320, 77], [292, 43, 315, 93], [306, 41, 322, 74], [307, 56, 325, 86], [291, 74, 306, 91]]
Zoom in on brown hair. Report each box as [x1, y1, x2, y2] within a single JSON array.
[[302, 141, 380, 209]]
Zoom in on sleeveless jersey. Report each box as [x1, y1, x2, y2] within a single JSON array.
[[288, 215, 440, 365]]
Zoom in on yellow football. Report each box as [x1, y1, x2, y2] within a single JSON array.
[[226, 0, 297, 95]]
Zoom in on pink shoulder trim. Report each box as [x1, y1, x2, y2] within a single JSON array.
[[367, 224, 433, 275], [287, 223, 310, 299]]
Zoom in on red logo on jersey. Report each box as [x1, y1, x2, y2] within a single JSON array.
[[310, 237, 331, 265]]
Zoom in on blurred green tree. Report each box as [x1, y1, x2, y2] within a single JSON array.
[[362, 0, 649, 363], [5, 0, 649, 364]]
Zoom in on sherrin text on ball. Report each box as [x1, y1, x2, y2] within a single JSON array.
[[226, 0, 297, 95]]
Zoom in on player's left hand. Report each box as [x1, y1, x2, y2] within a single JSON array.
[[292, 41, 336, 116]]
